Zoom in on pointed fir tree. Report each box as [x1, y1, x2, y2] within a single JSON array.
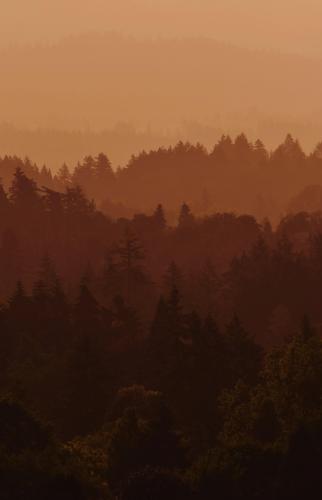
[[178, 202, 194, 228], [74, 277, 100, 335], [9, 167, 42, 213], [153, 204, 166, 230]]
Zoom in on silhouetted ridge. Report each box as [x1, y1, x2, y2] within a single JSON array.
[[3, 134, 322, 222]]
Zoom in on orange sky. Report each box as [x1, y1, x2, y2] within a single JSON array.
[[1, 0, 322, 56]]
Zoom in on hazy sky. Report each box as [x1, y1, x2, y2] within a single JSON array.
[[1, 0, 322, 166], [2, 0, 322, 55]]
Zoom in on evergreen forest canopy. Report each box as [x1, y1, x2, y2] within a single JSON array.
[[2, 138, 322, 498], [2, 133, 322, 223]]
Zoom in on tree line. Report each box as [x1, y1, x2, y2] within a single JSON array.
[[3, 133, 322, 221]]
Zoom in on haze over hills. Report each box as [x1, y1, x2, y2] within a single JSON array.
[[2, 118, 322, 171], [4, 3, 322, 497], [2, 0, 322, 57], [1, 33, 322, 167], [2, 33, 322, 128]]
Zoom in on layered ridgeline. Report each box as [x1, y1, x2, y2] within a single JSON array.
[[1, 33, 322, 166], [0, 162, 322, 344], [2, 33, 322, 129], [1, 134, 322, 221]]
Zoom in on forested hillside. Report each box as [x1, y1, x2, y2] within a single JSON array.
[[2, 134, 322, 222], [1, 164, 322, 497]]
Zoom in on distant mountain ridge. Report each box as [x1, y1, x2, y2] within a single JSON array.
[[1, 33, 322, 132]]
